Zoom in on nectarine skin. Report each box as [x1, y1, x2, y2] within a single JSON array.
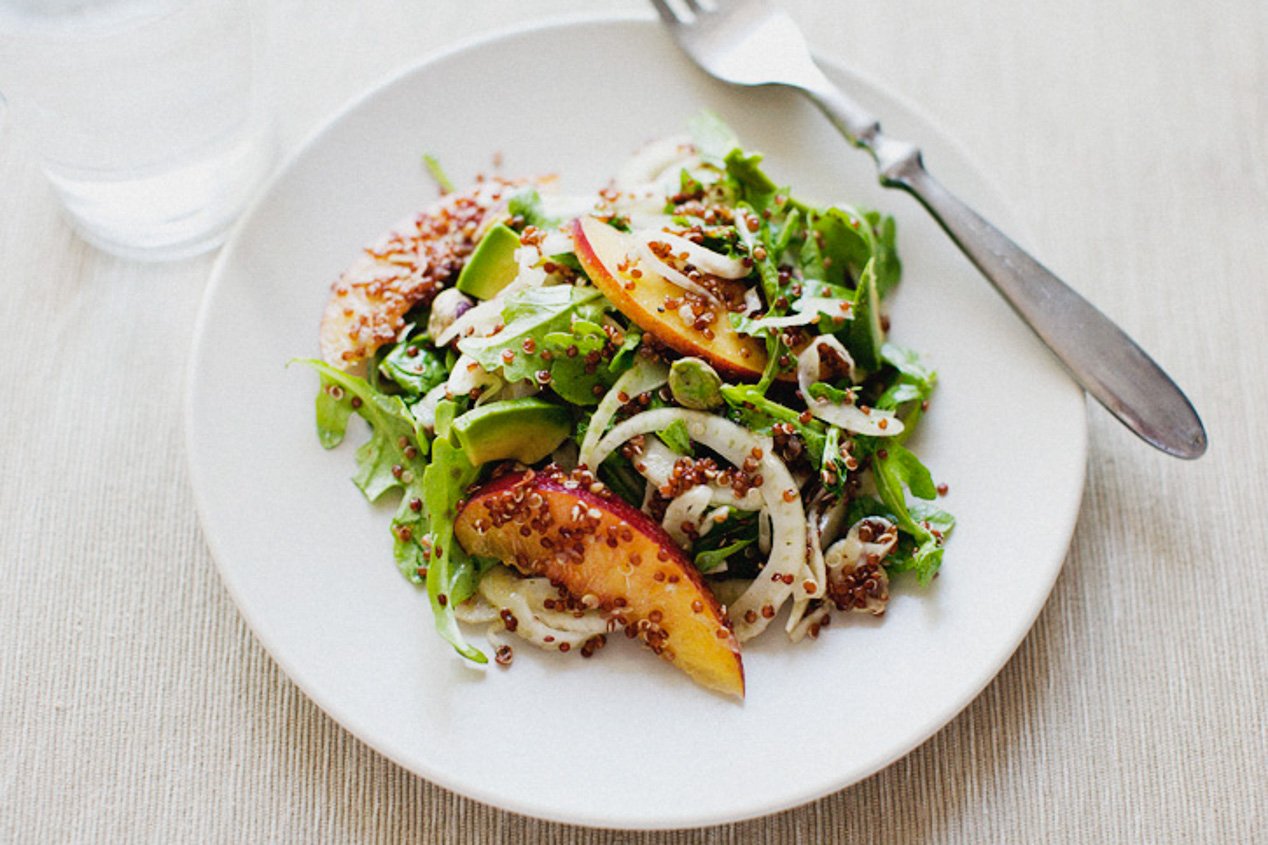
[[569, 216, 767, 382], [454, 466, 745, 697]]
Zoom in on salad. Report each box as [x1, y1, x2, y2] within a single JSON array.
[[302, 113, 953, 698]]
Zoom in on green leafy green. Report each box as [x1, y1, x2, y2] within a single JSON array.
[[871, 443, 947, 584], [875, 343, 938, 439], [878, 443, 937, 501], [314, 377, 354, 449], [422, 404, 489, 663], [809, 206, 875, 287], [733, 201, 783, 310], [721, 384, 827, 465], [806, 381, 856, 404], [771, 206, 803, 264], [723, 149, 780, 213], [607, 323, 643, 373], [458, 285, 625, 405], [656, 418, 695, 456], [596, 451, 647, 507], [507, 186, 558, 230], [391, 488, 428, 582], [298, 359, 434, 583], [695, 538, 755, 573], [846, 259, 885, 372], [865, 210, 901, 297], [691, 509, 760, 574], [687, 109, 741, 162], [379, 333, 449, 400], [819, 425, 852, 499], [908, 500, 956, 536], [540, 317, 636, 405], [422, 153, 454, 194], [298, 359, 428, 502]]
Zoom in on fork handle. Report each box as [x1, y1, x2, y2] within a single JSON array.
[[807, 88, 1207, 458]]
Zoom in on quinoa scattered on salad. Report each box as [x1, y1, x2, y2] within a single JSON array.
[[299, 112, 953, 697]]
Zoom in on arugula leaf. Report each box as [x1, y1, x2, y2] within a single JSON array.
[[908, 500, 956, 536], [687, 109, 741, 162], [819, 425, 852, 499], [867, 210, 902, 297], [314, 377, 354, 448], [379, 333, 448, 399], [875, 343, 938, 440], [391, 487, 428, 583], [807, 381, 857, 404], [422, 153, 454, 194], [422, 407, 487, 663], [298, 359, 429, 502], [881, 343, 936, 384], [695, 538, 755, 573], [506, 186, 558, 230], [882, 443, 938, 500], [691, 508, 760, 574], [843, 492, 954, 586], [734, 201, 782, 310], [887, 535, 945, 585], [299, 359, 434, 583], [723, 149, 780, 212], [608, 323, 643, 373], [656, 418, 694, 456], [540, 317, 635, 405], [810, 206, 876, 288], [798, 213, 827, 282], [871, 443, 946, 584], [596, 451, 647, 508], [721, 384, 826, 465], [771, 206, 803, 264], [458, 285, 622, 405], [351, 422, 412, 502], [847, 258, 885, 373]]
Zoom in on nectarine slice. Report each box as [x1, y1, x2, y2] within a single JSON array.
[[568, 215, 767, 382], [454, 465, 745, 698]]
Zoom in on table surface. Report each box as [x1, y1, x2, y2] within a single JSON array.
[[2, 1, 1265, 841]]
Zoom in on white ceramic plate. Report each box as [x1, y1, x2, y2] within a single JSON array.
[[187, 15, 1086, 829]]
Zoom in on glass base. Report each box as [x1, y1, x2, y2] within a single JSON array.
[[45, 126, 275, 263], [64, 210, 236, 263]]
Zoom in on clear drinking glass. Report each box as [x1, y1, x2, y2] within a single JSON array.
[[0, 0, 275, 261]]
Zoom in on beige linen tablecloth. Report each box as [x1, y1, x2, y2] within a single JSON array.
[[2, 1, 1265, 841]]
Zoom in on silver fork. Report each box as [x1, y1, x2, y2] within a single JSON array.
[[651, 0, 1207, 459]]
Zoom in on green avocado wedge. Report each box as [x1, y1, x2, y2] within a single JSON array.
[[450, 397, 571, 465], [456, 223, 521, 300]]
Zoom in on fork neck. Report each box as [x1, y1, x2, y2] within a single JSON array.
[[802, 82, 880, 149], [803, 83, 924, 188]]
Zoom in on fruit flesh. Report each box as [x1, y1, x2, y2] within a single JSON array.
[[456, 223, 521, 300], [568, 215, 767, 382], [454, 466, 745, 698], [450, 398, 571, 465]]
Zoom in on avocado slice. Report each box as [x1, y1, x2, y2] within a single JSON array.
[[450, 397, 571, 465], [847, 258, 884, 373], [456, 224, 521, 300]]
